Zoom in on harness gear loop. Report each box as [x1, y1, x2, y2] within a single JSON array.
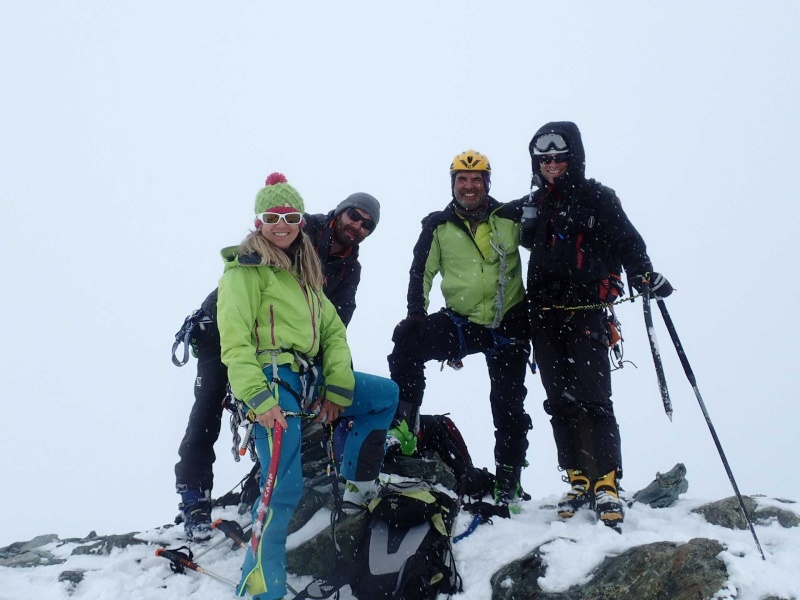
[[224, 385, 254, 462], [267, 350, 281, 390], [291, 350, 319, 411], [225, 349, 317, 461]]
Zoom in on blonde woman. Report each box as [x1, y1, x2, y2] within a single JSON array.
[[218, 173, 397, 600]]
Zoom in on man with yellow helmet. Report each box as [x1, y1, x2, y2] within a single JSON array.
[[387, 149, 532, 510]]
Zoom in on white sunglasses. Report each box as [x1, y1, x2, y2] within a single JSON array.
[[257, 212, 303, 225]]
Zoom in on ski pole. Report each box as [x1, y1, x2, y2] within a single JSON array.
[[655, 299, 766, 561], [250, 423, 285, 553], [160, 519, 250, 582], [157, 544, 300, 596], [156, 546, 239, 588], [218, 517, 301, 597], [641, 278, 673, 420]]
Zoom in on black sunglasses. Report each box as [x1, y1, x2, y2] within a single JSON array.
[[538, 154, 569, 165], [346, 207, 376, 231]]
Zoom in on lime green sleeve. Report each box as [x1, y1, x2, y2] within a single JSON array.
[[317, 294, 355, 407], [218, 266, 277, 415]]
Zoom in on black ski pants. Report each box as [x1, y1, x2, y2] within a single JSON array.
[[387, 303, 532, 468], [174, 346, 228, 494], [533, 308, 622, 479]]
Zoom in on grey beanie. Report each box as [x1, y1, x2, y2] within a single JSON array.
[[334, 192, 381, 227]]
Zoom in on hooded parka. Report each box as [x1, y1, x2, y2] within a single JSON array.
[[217, 246, 354, 415], [521, 121, 657, 481]]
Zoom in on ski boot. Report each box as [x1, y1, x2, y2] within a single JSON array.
[[493, 464, 529, 515], [386, 401, 419, 456], [557, 469, 592, 519], [594, 470, 624, 529], [179, 488, 213, 541], [342, 479, 378, 515]]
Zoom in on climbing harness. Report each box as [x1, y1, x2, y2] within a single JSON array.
[[438, 310, 528, 372]]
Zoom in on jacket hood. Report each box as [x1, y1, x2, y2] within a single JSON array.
[[220, 245, 262, 269], [529, 121, 586, 193]]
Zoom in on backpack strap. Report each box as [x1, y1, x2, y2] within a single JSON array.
[[293, 563, 356, 599]]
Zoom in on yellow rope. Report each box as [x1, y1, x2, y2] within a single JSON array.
[[540, 292, 644, 312]]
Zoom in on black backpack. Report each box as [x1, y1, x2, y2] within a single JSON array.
[[418, 414, 495, 500], [352, 481, 462, 600]]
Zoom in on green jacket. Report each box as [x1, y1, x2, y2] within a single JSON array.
[[407, 197, 525, 327], [217, 246, 354, 415]]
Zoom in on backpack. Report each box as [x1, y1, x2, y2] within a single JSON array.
[[417, 414, 494, 500], [352, 481, 462, 600]]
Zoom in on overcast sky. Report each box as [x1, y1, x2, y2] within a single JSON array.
[[1, 1, 799, 547]]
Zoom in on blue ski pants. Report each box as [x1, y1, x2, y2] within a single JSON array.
[[238, 365, 398, 600]]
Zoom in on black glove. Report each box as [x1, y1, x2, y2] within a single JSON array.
[[392, 314, 427, 342], [632, 272, 673, 299]]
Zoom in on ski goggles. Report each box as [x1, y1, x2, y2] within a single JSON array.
[[345, 207, 376, 231], [537, 154, 569, 165], [531, 133, 569, 155], [258, 211, 303, 225]]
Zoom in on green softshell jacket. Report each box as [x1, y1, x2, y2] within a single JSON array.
[[217, 246, 355, 415], [407, 197, 525, 327]]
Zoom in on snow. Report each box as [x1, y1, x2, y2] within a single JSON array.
[[1, 493, 799, 599], [2, 1, 799, 598]]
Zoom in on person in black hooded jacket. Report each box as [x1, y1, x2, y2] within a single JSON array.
[[173, 192, 380, 541], [520, 121, 673, 528]]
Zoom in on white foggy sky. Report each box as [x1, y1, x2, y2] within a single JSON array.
[[1, 1, 799, 547]]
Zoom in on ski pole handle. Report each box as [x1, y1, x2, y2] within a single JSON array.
[[155, 547, 238, 587], [212, 519, 246, 548], [155, 547, 196, 573]]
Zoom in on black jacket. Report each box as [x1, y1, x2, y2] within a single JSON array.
[[304, 211, 361, 326], [522, 121, 652, 306]]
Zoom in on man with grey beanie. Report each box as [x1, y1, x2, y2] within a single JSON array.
[[172, 188, 381, 541], [334, 192, 381, 227]]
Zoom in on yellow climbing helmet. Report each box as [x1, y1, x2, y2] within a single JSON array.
[[449, 149, 491, 174]]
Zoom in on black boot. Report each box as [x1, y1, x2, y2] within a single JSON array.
[[178, 488, 212, 541], [493, 464, 524, 511]]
